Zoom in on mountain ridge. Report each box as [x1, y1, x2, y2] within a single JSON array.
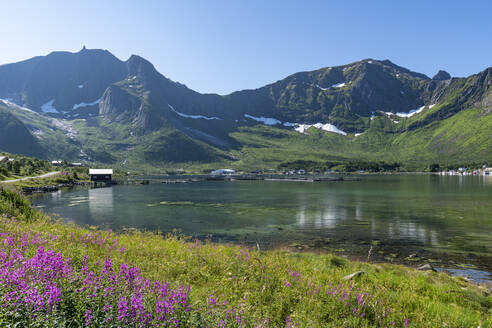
[[0, 48, 491, 170]]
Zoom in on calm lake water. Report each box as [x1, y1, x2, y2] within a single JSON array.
[[31, 175, 492, 282]]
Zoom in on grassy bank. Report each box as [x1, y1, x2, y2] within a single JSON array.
[[0, 188, 490, 327], [0, 153, 53, 181]]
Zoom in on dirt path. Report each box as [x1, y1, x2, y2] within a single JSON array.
[[0, 171, 61, 183]]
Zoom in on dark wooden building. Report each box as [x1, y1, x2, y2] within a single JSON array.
[[89, 169, 113, 181]]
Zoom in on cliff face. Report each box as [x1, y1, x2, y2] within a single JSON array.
[[99, 85, 142, 123]]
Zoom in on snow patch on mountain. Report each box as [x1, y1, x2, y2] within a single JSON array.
[[242, 113, 346, 136], [295, 123, 347, 136], [316, 82, 349, 90], [396, 105, 426, 118], [169, 104, 222, 120], [244, 114, 281, 125], [332, 82, 346, 88], [73, 98, 101, 110], [41, 99, 58, 113], [0, 99, 37, 114]]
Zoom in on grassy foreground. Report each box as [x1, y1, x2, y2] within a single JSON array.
[[0, 188, 490, 327]]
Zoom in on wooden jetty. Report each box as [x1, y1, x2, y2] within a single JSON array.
[[207, 174, 359, 182], [161, 178, 197, 184], [264, 176, 359, 182]]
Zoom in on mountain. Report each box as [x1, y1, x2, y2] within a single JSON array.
[[0, 48, 491, 170], [0, 105, 42, 157], [432, 70, 451, 80], [0, 47, 127, 116]]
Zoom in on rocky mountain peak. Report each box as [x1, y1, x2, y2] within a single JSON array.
[[126, 55, 158, 77], [432, 70, 451, 80]]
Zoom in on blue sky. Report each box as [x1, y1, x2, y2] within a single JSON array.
[[1, 1, 491, 94]]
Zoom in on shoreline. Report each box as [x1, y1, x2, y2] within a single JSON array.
[[172, 233, 492, 286], [1, 187, 491, 327]]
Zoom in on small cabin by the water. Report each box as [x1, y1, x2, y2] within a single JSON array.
[[51, 160, 63, 166], [89, 169, 113, 181], [0, 156, 9, 163]]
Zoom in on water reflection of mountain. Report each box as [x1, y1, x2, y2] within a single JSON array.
[[296, 202, 440, 247], [384, 220, 439, 246], [296, 206, 340, 229]]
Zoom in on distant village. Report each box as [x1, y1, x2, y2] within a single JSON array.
[[211, 167, 492, 176], [438, 167, 492, 176]]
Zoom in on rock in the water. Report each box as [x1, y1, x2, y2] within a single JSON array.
[[343, 271, 365, 280], [432, 70, 451, 80], [417, 264, 437, 272]]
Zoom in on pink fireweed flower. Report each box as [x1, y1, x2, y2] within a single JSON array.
[[117, 296, 129, 320], [208, 294, 217, 307], [85, 309, 93, 326]]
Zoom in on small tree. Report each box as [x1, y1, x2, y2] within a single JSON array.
[[12, 161, 21, 174], [429, 163, 441, 172]]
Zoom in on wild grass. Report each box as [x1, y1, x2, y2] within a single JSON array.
[[0, 188, 491, 327]]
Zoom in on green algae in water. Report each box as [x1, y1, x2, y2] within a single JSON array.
[[159, 201, 195, 206]]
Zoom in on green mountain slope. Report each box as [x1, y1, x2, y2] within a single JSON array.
[[0, 105, 42, 157], [227, 103, 492, 171], [0, 100, 80, 160]]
